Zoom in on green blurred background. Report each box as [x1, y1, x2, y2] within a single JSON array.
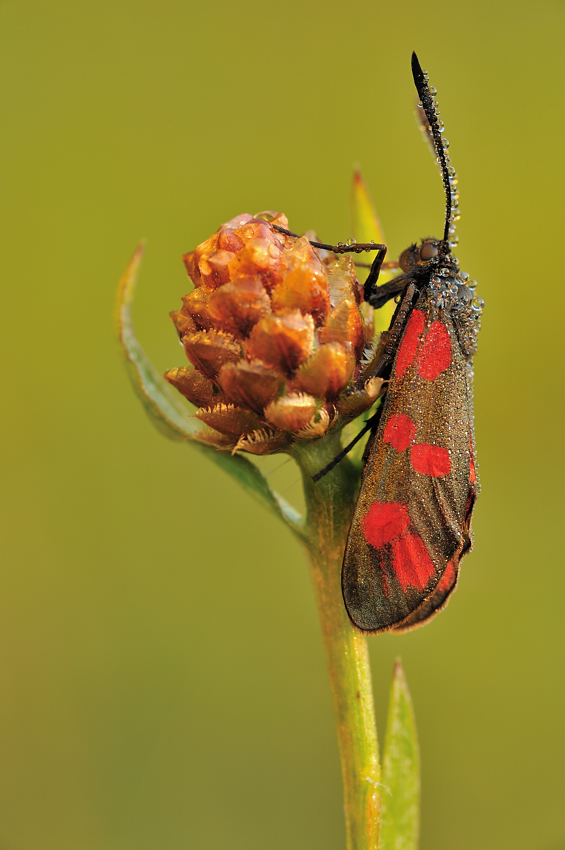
[[2, 1, 564, 848]]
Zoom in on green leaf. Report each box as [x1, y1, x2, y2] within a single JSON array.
[[350, 168, 395, 334], [116, 241, 199, 442], [115, 243, 307, 542], [350, 167, 386, 247], [380, 659, 420, 850]]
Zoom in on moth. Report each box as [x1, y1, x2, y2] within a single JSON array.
[[340, 53, 484, 633]]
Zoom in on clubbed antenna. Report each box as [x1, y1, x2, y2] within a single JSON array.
[[411, 52, 459, 247]]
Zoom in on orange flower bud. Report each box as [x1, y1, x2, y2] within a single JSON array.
[[182, 250, 202, 286], [195, 403, 261, 438], [233, 428, 290, 455], [293, 343, 355, 400], [167, 211, 382, 456], [217, 226, 245, 253], [265, 393, 318, 432], [223, 213, 254, 230], [182, 329, 241, 381], [238, 218, 278, 242], [164, 366, 224, 409], [182, 231, 219, 286], [208, 276, 271, 338], [326, 255, 361, 307], [272, 236, 330, 324], [228, 238, 283, 291], [318, 298, 366, 357], [200, 249, 235, 288], [295, 408, 331, 439], [170, 307, 197, 338], [255, 211, 289, 231], [217, 361, 285, 415], [181, 288, 216, 330], [246, 310, 314, 376]]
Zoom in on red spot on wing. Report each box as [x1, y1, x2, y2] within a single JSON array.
[[411, 443, 451, 477], [391, 533, 435, 591], [469, 450, 477, 485], [384, 413, 416, 452], [361, 502, 410, 548], [417, 320, 451, 380], [361, 502, 435, 592], [395, 310, 425, 378], [437, 559, 457, 592]]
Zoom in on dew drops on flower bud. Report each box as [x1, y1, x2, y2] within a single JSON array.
[[164, 212, 385, 455]]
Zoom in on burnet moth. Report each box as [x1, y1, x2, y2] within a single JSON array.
[[331, 53, 484, 633]]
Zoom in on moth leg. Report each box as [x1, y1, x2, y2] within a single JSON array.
[[362, 248, 388, 300], [312, 282, 417, 483], [268, 222, 387, 264], [361, 404, 384, 463], [312, 411, 381, 483], [365, 270, 412, 310]]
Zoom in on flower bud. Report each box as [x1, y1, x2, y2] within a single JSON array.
[[245, 310, 314, 376], [164, 366, 224, 409], [293, 343, 355, 400], [217, 361, 285, 415], [166, 211, 384, 453], [265, 393, 318, 432]]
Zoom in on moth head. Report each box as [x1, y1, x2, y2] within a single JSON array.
[[399, 238, 444, 272]]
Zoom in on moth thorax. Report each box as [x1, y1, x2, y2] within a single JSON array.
[[427, 268, 484, 358]]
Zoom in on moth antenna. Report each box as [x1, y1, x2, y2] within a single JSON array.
[[411, 52, 459, 247]]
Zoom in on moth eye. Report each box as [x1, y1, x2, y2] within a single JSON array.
[[420, 241, 439, 261], [399, 244, 419, 271]]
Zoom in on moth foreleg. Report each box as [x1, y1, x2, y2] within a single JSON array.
[[366, 271, 412, 310]]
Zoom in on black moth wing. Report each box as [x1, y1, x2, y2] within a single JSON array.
[[342, 284, 478, 634]]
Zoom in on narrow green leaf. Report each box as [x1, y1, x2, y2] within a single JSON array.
[[350, 169, 395, 334], [116, 241, 199, 442], [350, 167, 386, 247], [115, 243, 307, 542], [380, 659, 420, 850]]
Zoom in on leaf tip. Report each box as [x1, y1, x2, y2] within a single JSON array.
[[116, 240, 147, 331]]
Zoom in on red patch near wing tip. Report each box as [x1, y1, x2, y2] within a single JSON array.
[[469, 451, 477, 485], [411, 443, 451, 477], [438, 559, 457, 592], [391, 532, 435, 591], [361, 502, 435, 592], [418, 320, 451, 380], [395, 310, 425, 378], [384, 412, 416, 452]]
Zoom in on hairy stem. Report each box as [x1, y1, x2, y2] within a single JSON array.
[[292, 434, 381, 850]]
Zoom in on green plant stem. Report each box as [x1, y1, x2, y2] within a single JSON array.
[[293, 434, 381, 850]]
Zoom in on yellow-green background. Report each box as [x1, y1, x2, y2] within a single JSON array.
[[2, 1, 564, 848]]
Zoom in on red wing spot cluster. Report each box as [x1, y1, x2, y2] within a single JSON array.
[[361, 501, 435, 592], [386, 312, 453, 477], [359, 306, 457, 595], [384, 413, 451, 478], [396, 310, 452, 382]]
